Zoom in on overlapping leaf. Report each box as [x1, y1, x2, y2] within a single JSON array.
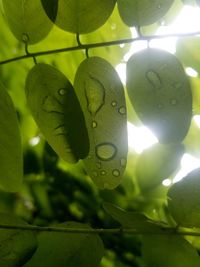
[[0, 82, 23, 192], [117, 0, 174, 27], [2, 0, 53, 44], [168, 168, 200, 227], [23, 222, 104, 267], [0, 213, 37, 267], [41, 0, 116, 34], [126, 48, 192, 143], [25, 63, 89, 163], [74, 57, 128, 189]]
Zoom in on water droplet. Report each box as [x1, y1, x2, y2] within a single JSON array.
[[59, 88, 66, 96], [112, 169, 120, 177], [22, 33, 29, 43], [96, 162, 101, 169], [92, 121, 97, 128], [120, 158, 126, 167], [118, 106, 126, 115], [111, 101, 117, 107], [173, 82, 182, 90], [100, 170, 106, 176], [85, 76, 105, 115], [158, 4, 161, 9], [146, 70, 162, 89], [171, 99, 177, 105], [93, 171, 98, 177], [96, 142, 117, 161]]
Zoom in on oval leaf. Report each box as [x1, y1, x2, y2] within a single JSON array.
[[25, 63, 89, 163], [2, 0, 53, 44], [41, 0, 116, 34], [117, 0, 174, 26], [142, 235, 200, 267], [126, 48, 192, 143], [136, 143, 184, 191], [23, 222, 104, 267], [0, 82, 23, 192], [74, 57, 128, 189], [0, 213, 37, 267], [168, 168, 200, 227]]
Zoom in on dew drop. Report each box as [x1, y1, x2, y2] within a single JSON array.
[[120, 158, 127, 167], [146, 70, 162, 89], [59, 88, 67, 96], [96, 142, 117, 161], [111, 101, 117, 107], [85, 76, 105, 115], [112, 169, 120, 177], [100, 170, 106, 176], [22, 33, 29, 43], [118, 106, 126, 115], [92, 121, 97, 128], [171, 99, 177, 105], [158, 4, 161, 9]]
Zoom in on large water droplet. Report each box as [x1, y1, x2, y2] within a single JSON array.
[[146, 70, 162, 89], [118, 106, 126, 115], [112, 169, 120, 177], [59, 88, 67, 96], [120, 158, 126, 167], [85, 76, 105, 115], [92, 121, 97, 128], [96, 142, 117, 161]]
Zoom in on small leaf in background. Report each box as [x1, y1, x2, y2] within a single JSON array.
[[117, 0, 174, 27], [74, 57, 128, 189], [25, 63, 89, 164], [0, 82, 23, 192], [168, 168, 200, 227], [23, 222, 104, 267], [103, 202, 165, 232], [142, 235, 200, 267], [41, 0, 116, 34], [0, 213, 37, 267], [136, 143, 184, 191], [126, 48, 192, 143], [2, 0, 53, 44]]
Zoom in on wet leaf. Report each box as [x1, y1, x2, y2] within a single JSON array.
[[0, 213, 37, 267], [23, 222, 104, 267], [0, 82, 23, 192], [117, 0, 173, 26], [74, 57, 128, 189], [126, 48, 192, 143], [136, 143, 184, 191], [41, 0, 116, 34], [25, 63, 89, 163], [2, 0, 53, 44], [168, 168, 200, 227], [142, 235, 200, 267]]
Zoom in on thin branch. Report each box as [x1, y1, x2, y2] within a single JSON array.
[[0, 31, 200, 66], [0, 224, 200, 236]]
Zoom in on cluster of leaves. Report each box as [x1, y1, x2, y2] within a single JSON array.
[[0, 0, 200, 266]]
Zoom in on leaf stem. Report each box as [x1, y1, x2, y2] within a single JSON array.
[[0, 31, 200, 66]]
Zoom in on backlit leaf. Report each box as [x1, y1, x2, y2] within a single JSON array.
[[126, 48, 192, 143], [142, 235, 200, 267], [2, 0, 53, 44], [0, 213, 37, 267], [25, 63, 89, 163], [74, 57, 128, 189], [136, 143, 184, 191], [23, 222, 104, 267], [0, 82, 23, 192], [168, 168, 200, 227], [117, 0, 174, 26], [41, 0, 116, 34]]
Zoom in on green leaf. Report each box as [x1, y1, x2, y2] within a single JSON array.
[[168, 168, 200, 227], [0, 82, 23, 192], [23, 222, 104, 267], [0, 212, 37, 267], [25, 63, 89, 163], [136, 143, 184, 191], [103, 202, 165, 232], [126, 48, 192, 143], [74, 57, 128, 189], [117, 0, 174, 27], [2, 0, 53, 44], [142, 235, 200, 267], [41, 0, 116, 34]]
